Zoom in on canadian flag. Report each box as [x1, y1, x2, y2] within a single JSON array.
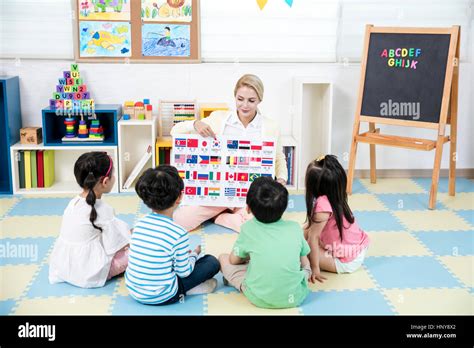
[[226, 172, 235, 181]]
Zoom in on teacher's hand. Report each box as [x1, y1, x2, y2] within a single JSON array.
[[276, 178, 287, 185], [193, 120, 216, 138]]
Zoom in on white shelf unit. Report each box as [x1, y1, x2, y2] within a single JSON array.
[[292, 78, 333, 189], [10, 143, 119, 195], [281, 135, 298, 190], [118, 117, 158, 192]]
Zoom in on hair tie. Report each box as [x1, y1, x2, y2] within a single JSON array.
[[88, 171, 94, 176], [316, 155, 326, 162]]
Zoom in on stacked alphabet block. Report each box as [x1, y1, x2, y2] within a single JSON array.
[[49, 64, 94, 112]]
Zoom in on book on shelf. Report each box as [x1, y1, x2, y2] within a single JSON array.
[[37, 150, 44, 188], [18, 151, 25, 189], [284, 146, 295, 186], [31, 151, 37, 188], [43, 150, 55, 188], [18, 150, 55, 190], [123, 145, 152, 190], [24, 151, 32, 189]]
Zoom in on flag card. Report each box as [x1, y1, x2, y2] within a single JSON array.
[[171, 135, 275, 207]]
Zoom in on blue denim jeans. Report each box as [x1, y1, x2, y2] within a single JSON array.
[[158, 254, 220, 305]]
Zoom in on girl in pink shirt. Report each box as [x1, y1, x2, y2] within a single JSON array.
[[304, 155, 369, 283]]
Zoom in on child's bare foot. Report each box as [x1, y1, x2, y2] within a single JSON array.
[[186, 279, 217, 295]]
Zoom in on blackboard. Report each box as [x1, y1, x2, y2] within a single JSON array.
[[361, 33, 451, 123]]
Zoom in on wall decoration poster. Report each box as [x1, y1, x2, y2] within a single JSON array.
[[142, 23, 191, 57], [171, 135, 276, 207], [79, 21, 131, 57], [141, 0, 192, 22], [79, 0, 131, 21]]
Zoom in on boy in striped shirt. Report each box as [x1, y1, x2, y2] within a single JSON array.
[[126, 165, 220, 305]]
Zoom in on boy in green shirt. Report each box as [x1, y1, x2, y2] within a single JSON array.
[[219, 177, 311, 309]]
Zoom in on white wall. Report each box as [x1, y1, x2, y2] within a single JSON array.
[[0, 0, 472, 170]]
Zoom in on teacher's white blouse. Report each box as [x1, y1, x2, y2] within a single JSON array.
[[49, 196, 130, 288]]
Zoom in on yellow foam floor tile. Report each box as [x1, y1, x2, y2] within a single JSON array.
[[0, 216, 62, 239], [308, 268, 376, 292], [437, 256, 473, 288], [0, 264, 39, 300], [282, 212, 307, 226], [206, 292, 301, 315], [394, 211, 472, 231], [383, 289, 473, 315], [203, 234, 238, 258], [348, 194, 387, 211], [360, 178, 425, 194], [0, 197, 19, 217], [438, 193, 474, 211], [13, 295, 113, 315], [115, 277, 129, 297], [366, 232, 431, 257], [102, 196, 140, 215]]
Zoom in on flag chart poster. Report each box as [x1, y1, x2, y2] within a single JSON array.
[[171, 135, 276, 207]]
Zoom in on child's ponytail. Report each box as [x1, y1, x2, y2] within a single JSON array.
[[84, 171, 102, 232], [74, 152, 113, 232]]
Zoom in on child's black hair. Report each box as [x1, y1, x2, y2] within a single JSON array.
[[305, 154, 354, 240], [135, 165, 184, 212], [74, 152, 113, 232], [246, 177, 288, 223]]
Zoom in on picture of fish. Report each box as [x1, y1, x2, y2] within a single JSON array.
[[79, 21, 131, 57]]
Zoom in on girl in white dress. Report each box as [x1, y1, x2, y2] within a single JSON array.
[[49, 152, 131, 288]]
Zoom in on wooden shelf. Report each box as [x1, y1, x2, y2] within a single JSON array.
[[118, 117, 157, 192], [356, 131, 447, 151], [10, 143, 119, 194]]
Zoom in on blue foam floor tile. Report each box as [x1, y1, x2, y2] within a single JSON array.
[[364, 256, 462, 289], [27, 264, 120, 298], [201, 221, 235, 235], [355, 211, 405, 231], [415, 231, 474, 256], [376, 193, 446, 211], [301, 290, 394, 315], [412, 178, 474, 193], [111, 293, 204, 315], [8, 198, 71, 216]]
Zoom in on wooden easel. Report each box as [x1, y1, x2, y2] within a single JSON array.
[[347, 25, 460, 209]]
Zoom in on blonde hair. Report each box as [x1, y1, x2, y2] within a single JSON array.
[[234, 74, 264, 102]]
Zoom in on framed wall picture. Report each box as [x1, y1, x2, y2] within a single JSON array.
[[73, 0, 200, 63]]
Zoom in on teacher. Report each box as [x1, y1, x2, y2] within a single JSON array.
[[171, 74, 288, 232]]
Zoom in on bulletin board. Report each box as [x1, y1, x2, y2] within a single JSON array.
[[73, 0, 200, 63]]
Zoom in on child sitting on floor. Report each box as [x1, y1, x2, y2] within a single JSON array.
[[49, 152, 130, 288], [219, 177, 311, 309], [126, 165, 220, 305], [304, 155, 370, 283]]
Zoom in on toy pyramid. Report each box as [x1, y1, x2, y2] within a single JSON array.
[[49, 63, 104, 142]]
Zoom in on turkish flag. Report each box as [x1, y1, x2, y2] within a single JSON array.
[[185, 187, 197, 195], [187, 139, 199, 148]]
